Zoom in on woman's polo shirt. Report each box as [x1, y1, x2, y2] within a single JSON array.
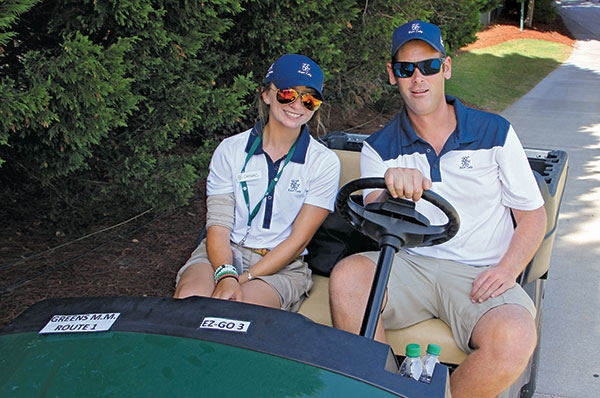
[[207, 124, 340, 251]]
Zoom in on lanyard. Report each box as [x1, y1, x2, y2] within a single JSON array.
[[238, 133, 298, 245]]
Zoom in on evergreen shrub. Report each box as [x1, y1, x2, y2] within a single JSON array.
[[502, 0, 558, 25], [1, 0, 254, 217], [474, 0, 503, 13], [1, 0, 483, 220]]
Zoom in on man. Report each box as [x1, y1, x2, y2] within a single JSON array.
[[329, 20, 547, 397]]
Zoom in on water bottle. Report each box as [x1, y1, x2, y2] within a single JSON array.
[[399, 343, 423, 381], [419, 343, 441, 383]]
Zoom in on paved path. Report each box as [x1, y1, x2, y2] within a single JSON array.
[[502, 1, 600, 397]]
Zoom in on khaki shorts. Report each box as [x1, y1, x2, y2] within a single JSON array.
[[362, 250, 536, 354], [176, 240, 313, 312]]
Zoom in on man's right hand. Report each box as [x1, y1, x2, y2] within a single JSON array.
[[383, 167, 432, 202]]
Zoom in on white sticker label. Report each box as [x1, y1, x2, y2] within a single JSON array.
[[39, 313, 120, 334], [199, 317, 251, 333], [237, 171, 262, 182]]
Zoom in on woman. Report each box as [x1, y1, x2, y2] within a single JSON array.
[[174, 54, 340, 312]]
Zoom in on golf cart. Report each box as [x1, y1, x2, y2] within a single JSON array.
[[0, 131, 567, 397]]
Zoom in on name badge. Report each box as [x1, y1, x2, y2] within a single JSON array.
[[237, 171, 262, 182]]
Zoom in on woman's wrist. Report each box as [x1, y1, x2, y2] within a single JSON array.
[[239, 270, 254, 284], [215, 274, 239, 285], [214, 264, 239, 284]]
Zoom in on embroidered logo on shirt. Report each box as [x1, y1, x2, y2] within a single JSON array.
[[288, 179, 302, 193], [459, 156, 473, 169]]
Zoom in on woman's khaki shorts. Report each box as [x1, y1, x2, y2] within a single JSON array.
[[362, 250, 536, 354], [176, 240, 313, 312]]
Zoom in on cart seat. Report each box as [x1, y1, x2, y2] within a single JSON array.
[[298, 274, 468, 364]]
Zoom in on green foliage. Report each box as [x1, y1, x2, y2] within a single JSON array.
[[1, 0, 485, 221], [332, 0, 481, 107], [222, 0, 361, 106], [502, 0, 558, 25], [427, 0, 481, 54], [1, 0, 255, 216], [226, 0, 480, 109], [0, 0, 41, 167], [0, 0, 39, 47], [321, 1, 430, 106], [11, 33, 139, 179], [473, 0, 502, 13], [533, 0, 558, 24]]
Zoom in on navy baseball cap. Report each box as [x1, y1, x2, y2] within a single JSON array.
[[391, 20, 446, 58], [265, 54, 324, 100]]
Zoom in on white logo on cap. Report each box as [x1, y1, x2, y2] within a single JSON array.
[[409, 23, 423, 34], [298, 63, 312, 77], [265, 64, 274, 79]]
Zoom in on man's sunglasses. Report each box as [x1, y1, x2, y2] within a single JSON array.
[[392, 57, 446, 78], [273, 88, 323, 111]]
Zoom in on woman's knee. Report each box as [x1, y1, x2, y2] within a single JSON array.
[[174, 279, 209, 299], [173, 262, 214, 298]]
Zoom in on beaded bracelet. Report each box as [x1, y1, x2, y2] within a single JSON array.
[[216, 269, 237, 276], [214, 264, 238, 282], [215, 270, 238, 281], [214, 264, 236, 276], [215, 274, 239, 285]]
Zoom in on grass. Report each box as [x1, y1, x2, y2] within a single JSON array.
[[446, 39, 573, 112]]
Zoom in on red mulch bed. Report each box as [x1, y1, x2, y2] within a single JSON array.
[[460, 17, 575, 51], [0, 16, 576, 329]]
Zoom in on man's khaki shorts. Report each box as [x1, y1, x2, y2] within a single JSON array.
[[176, 240, 313, 312], [362, 250, 536, 354]]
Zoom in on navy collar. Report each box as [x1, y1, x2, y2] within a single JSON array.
[[244, 121, 310, 164], [398, 95, 477, 147]]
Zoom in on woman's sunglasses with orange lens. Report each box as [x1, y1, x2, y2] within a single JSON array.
[[273, 88, 322, 111]]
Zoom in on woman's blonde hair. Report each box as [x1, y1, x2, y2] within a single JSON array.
[[257, 84, 326, 138]]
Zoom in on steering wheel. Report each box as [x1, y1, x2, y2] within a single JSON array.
[[335, 177, 460, 339], [336, 178, 460, 251]]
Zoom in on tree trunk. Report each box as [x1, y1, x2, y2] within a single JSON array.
[[525, 0, 536, 28]]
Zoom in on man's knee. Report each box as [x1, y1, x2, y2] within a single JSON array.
[[330, 254, 375, 295], [329, 254, 378, 333], [472, 304, 537, 364]]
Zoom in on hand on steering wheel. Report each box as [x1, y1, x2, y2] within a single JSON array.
[[336, 178, 460, 250]]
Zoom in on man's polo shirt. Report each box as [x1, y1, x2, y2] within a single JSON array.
[[207, 123, 340, 251], [361, 96, 544, 266]]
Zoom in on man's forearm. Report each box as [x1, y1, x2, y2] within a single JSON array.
[[497, 206, 546, 276]]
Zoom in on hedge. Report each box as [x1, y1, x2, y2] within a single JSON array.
[[1, 0, 481, 219]]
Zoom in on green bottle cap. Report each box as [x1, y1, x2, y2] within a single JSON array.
[[405, 343, 421, 357], [426, 343, 441, 356]]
